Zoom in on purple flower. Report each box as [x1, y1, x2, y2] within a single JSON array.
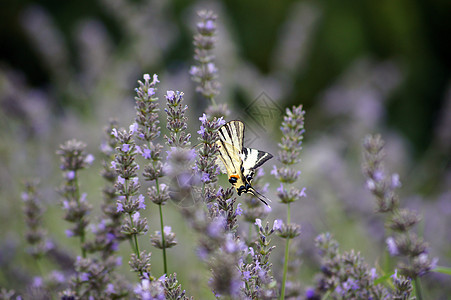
[[207, 217, 225, 238], [271, 165, 278, 176], [32, 276, 43, 287], [65, 229, 74, 237], [373, 170, 384, 182], [391, 173, 401, 188], [62, 200, 70, 210], [106, 283, 115, 294], [152, 74, 160, 84], [143, 74, 151, 81], [66, 171, 75, 181], [277, 183, 284, 194], [80, 272, 90, 281], [386, 237, 399, 256], [121, 144, 131, 152], [163, 226, 172, 235], [235, 203, 243, 216], [206, 62, 217, 74], [189, 66, 200, 77], [199, 113, 208, 123], [391, 269, 398, 280], [50, 270, 65, 283], [217, 116, 226, 127], [343, 278, 359, 291], [201, 172, 210, 183], [137, 194, 146, 209], [117, 201, 124, 213], [84, 154, 95, 165], [299, 187, 307, 197], [205, 19, 215, 31], [129, 123, 138, 134], [242, 271, 251, 281], [225, 237, 238, 253], [166, 90, 175, 100], [305, 288, 316, 299], [273, 219, 283, 231], [132, 212, 140, 223], [197, 246, 208, 260], [117, 176, 125, 185], [147, 88, 155, 96], [370, 268, 377, 280], [141, 148, 151, 159], [197, 126, 206, 135], [255, 218, 262, 229], [106, 232, 116, 243]]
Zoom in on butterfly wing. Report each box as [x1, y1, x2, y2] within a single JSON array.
[[218, 120, 245, 153], [216, 120, 272, 206], [242, 147, 273, 183], [216, 140, 242, 176]]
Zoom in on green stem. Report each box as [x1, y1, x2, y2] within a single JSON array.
[[280, 203, 291, 300], [321, 290, 331, 300], [154, 178, 168, 275], [159, 204, 168, 275], [414, 277, 423, 300], [73, 175, 86, 258], [128, 213, 140, 258]]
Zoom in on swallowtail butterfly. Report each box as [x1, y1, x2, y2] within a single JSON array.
[[216, 120, 273, 206]]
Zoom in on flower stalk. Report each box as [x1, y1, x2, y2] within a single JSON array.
[[272, 105, 306, 299]]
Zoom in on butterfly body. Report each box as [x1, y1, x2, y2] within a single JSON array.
[[216, 120, 273, 205]]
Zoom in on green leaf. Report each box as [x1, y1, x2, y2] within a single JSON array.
[[432, 266, 451, 275], [374, 272, 395, 285]]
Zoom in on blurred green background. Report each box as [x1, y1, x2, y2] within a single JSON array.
[[1, 0, 450, 298]]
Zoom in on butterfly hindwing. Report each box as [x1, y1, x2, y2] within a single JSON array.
[[242, 148, 273, 182]]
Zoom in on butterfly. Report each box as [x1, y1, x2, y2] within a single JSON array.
[[216, 120, 273, 206]]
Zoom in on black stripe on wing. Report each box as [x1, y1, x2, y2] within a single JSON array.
[[242, 148, 273, 180], [218, 120, 245, 152], [217, 139, 241, 174]]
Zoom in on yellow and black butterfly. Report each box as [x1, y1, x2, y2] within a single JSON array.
[[216, 120, 273, 206]]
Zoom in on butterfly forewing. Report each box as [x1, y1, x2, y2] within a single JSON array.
[[216, 140, 242, 175], [218, 120, 244, 153]]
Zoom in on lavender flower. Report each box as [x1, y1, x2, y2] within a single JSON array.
[[311, 233, 390, 299], [239, 219, 278, 298], [134, 278, 165, 300], [163, 273, 192, 300], [84, 120, 125, 260], [190, 10, 220, 103], [71, 256, 129, 299], [362, 134, 436, 285], [164, 90, 191, 147], [112, 125, 149, 277], [57, 139, 93, 258], [135, 73, 160, 142], [22, 180, 51, 259], [272, 105, 306, 298], [150, 226, 177, 249], [196, 113, 225, 193]]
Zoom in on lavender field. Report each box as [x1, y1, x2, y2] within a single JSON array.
[[0, 1, 450, 299]]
